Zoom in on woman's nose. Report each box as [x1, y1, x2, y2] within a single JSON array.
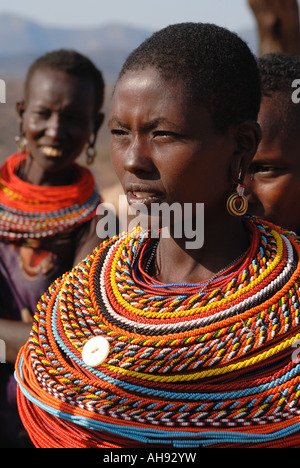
[[123, 136, 156, 175], [45, 114, 64, 139]]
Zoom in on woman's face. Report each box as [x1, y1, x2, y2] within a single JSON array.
[[19, 67, 101, 174], [246, 96, 300, 233], [109, 67, 239, 221]]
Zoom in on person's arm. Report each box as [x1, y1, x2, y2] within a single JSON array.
[[73, 210, 119, 266], [73, 217, 100, 266], [0, 313, 32, 363]]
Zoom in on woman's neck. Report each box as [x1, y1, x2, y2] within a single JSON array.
[[153, 214, 249, 285], [19, 154, 75, 186]]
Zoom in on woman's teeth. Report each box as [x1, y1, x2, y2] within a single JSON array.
[[133, 192, 152, 198], [41, 146, 62, 157]]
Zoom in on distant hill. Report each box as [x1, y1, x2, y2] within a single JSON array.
[[0, 13, 153, 82]]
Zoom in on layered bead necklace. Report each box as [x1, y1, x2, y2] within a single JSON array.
[[0, 152, 100, 241], [15, 217, 300, 447]]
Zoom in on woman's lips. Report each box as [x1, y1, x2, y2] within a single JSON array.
[[127, 190, 164, 206], [40, 145, 63, 157]]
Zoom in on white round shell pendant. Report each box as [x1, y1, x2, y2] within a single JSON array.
[[82, 336, 110, 367]]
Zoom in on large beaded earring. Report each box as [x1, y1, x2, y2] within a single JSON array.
[[86, 132, 97, 165], [86, 144, 96, 165], [14, 135, 27, 152], [226, 180, 248, 216], [15, 123, 27, 153]]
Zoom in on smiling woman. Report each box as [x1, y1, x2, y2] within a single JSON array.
[[17, 69, 100, 184], [0, 49, 107, 448]]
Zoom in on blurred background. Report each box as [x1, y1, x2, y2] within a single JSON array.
[[0, 0, 299, 201]]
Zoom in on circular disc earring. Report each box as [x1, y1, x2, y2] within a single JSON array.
[[226, 181, 248, 216]]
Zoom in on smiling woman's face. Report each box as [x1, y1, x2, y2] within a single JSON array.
[[109, 67, 237, 221], [246, 95, 300, 233], [20, 67, 98, 175]]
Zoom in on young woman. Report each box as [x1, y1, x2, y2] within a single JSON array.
[[16, 23, 300, 448], [0, 49, 105, 447]]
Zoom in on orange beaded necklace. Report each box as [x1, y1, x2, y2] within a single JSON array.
[[0, 152, 100, 241]]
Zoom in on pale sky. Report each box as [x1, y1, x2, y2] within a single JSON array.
[[0, 0, 256, 33]]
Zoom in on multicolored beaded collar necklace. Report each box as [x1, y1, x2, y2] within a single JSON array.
[[16, 217, 300, 447], [0, 152, 100, 241]]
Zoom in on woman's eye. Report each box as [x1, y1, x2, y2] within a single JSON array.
[[250, 164, 277, 174], [153, 130, 180, 139], [111, 129, 128, 136], [256, 165, 274, 173], [34, 109, 51, 118]]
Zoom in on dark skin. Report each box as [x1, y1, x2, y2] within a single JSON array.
[[246, 95, 300, 234], [16, 67, 104, 263], [16, 67, 103, 186], [109, 67, 261, 285], [0, 67, 104, 362]]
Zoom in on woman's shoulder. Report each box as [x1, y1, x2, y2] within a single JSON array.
[[247, 216, 300, 240]]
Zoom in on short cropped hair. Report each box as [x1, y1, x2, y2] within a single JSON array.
[[24, 49, 105, 113], [258, 52, 300, 133], [258, 52, 300, 95], [118, 22, 261, 132]]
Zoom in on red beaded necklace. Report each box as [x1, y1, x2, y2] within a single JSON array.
[[0, 152, 100, 241]]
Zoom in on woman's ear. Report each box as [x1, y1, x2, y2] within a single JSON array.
[[93, 112, 105, 138], [16, 100, 25, 118], [231, 120, 261, 182], [15, 100, 28, 152], [16, 100, 26, 133]]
